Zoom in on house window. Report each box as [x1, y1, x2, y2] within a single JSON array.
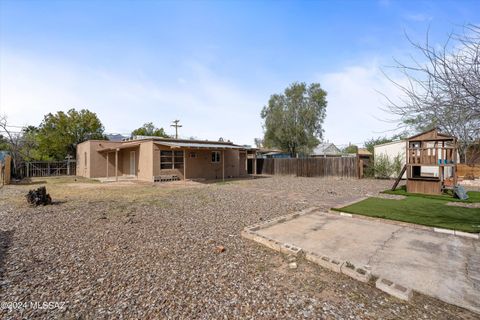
[[160, 150, 173, 169], [190, 152, 196, 158], [173, 151, 184, 169], [211, 151, 221, 163], [160, 150, 184, 169]]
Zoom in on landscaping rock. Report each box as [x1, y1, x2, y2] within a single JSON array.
[[0, 176, 473, 319], [214, 245, 225, 253]]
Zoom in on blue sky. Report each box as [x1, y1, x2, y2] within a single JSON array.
[[1, 0, 479, 147]]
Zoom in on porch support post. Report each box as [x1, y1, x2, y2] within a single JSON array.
[[106, 152, 109, 178], [183, 149, 187, 182], [245, 151, 248, 176], [115, 149, 119, 182], [222, 149, 225, 181], [253, 151, 257, 175]]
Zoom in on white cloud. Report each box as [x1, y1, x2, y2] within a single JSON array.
[[0, 49, 410, 149], [0, 50, 265, 145], [317, 61, 405, 147]]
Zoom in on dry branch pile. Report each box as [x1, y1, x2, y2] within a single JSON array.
[[26, 186, 52, 206]]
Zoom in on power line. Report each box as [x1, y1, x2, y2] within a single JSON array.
[[170, 119, 182, 139]]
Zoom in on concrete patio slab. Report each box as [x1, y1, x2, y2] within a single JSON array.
[[248, 211, 480, 314]]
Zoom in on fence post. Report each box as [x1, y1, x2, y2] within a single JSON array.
[[356, 153, 360, 179], [4, 155, 11, 185], [67, 160, 71, 175], [26, 162, 30, 178]]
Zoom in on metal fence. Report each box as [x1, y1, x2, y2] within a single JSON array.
[[257, 157, 359, 178], [18, 160, 76, 178]]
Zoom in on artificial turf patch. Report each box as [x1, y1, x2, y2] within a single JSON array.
[[383, 186, 480, 203], [332, 196, 480, 233]]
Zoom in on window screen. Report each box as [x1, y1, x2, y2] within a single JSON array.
[[160, 150, 184, 169], [160, 150, 173, 169], [211, 151, 221, 163]]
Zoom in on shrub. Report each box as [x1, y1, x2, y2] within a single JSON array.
[[373, 153, 404, 179], [374, 154, 393, 178], [392, 153, 405, 177]]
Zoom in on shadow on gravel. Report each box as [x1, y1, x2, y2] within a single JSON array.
[[0, 230, 14, 282]]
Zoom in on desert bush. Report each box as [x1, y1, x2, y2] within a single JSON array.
[[392, 153, 405, 177], [374, 153, 404, 178]]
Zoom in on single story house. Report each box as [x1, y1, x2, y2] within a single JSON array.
[[310, 143, 342, 157], [76, 137, 256, 182]]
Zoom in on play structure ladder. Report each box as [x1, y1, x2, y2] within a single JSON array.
[[391, 165, 407, 191]]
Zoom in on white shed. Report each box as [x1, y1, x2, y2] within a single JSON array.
[[374, 140, 406, 178]]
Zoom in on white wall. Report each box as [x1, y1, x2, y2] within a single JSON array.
[[374, 140, 406, 178], [374, 140, 454, 179]]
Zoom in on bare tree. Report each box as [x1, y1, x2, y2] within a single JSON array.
[[254, 138, 264, 149], [0, 115, 21, 172], [382, 24, 480, 162]]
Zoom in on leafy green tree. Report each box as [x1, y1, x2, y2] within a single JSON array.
[[261, 82, 327, 156], [343, 144, 358, 154], [131, 122, 169, 138], [37, 109, 106, 160], [364, 137, 394, 154]]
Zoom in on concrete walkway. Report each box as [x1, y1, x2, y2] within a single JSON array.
[[256, 211, 480, 314]]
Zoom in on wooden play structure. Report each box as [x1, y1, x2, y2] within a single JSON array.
[[403, 128, 458, 195]]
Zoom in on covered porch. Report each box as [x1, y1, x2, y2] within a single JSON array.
[[98, 142, 141, 182], [153, 141, 256, 182]]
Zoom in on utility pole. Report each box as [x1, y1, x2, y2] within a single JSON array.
[[171, 120, 182, 139]]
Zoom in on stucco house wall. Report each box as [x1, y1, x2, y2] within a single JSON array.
[[77, 138, 250, 182]]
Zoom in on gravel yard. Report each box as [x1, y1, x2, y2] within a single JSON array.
[[0, 176, 477, 319]]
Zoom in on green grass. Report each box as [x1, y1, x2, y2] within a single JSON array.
[[332, 196, 480, 233], [383, 186, 480, 203]]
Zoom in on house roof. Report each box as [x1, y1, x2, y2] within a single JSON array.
[[263, 151, 289, 156], [154, 141, 247, 150], [97, 142, 142, 152], [133, 135, 239, 146], [357, 148, 372, 155], [311, 143, 341, 155], [88, 135, 256, 152], [373, 140, 405, 148], [407, 128, 456, 141]]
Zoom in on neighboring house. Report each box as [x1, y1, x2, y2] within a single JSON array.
[[76, 137, 255, 182], [357, 148, 372, 157], [263, 151, 291, 159], [374, 140, 406, 178], [255, 148, 285, 159], [357, 148, 372, 173], [310, 143, 342, 157]]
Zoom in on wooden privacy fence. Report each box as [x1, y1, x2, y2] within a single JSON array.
[[258, 157, 359, 178], [457, 164, 480, 179], [18, 160, 76, 178]]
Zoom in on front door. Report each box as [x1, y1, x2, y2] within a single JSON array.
[[130, 151, 136, 175]]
